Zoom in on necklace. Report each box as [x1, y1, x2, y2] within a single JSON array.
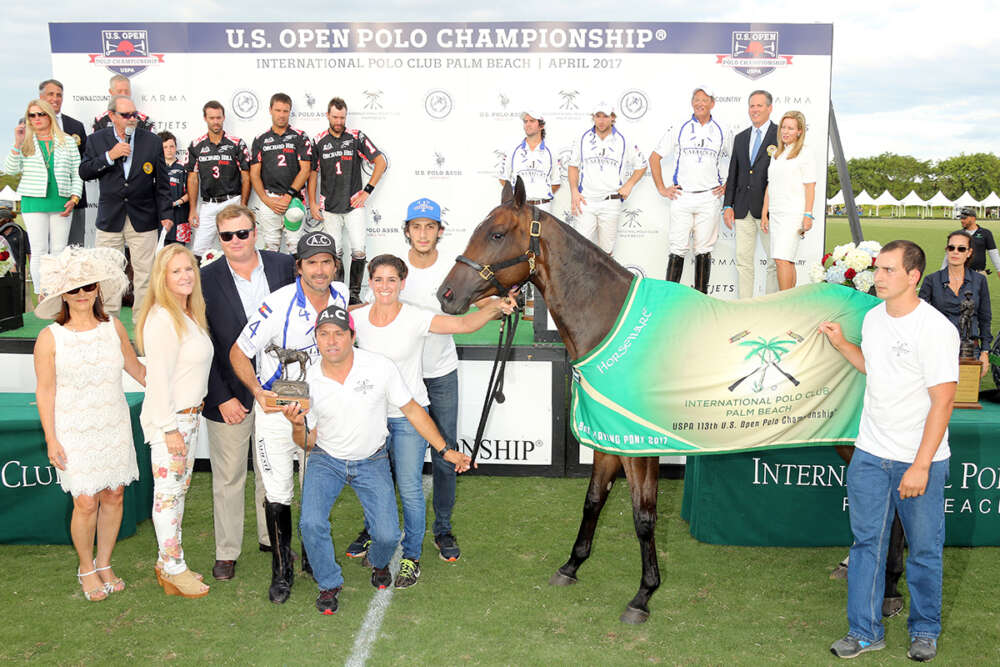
[[38, 137, 54, 169]]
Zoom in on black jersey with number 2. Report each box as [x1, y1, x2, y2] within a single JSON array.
[[250, 127, 312, 195]]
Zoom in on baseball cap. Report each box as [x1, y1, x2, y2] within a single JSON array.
[[960, 207, 977, 218], [405, 198, 442, 223], [315, 305, 355, 334], [283, 197, 306, 231], [592, 101, 614, 115], [521, 109, 544, 122], [692, 85, 715, 99], [296, 231, 337, 260]]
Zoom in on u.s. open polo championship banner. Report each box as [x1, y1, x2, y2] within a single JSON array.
[[571, 281, 879, 456], [49, 22, 833, 293]]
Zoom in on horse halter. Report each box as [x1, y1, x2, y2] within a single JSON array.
[[454, 218, 542, 295]]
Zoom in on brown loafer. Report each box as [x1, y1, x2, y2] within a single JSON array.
[[212, 560, 236, 580]]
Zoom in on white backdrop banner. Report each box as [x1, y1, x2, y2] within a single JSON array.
[[49, 21, 833, 293]]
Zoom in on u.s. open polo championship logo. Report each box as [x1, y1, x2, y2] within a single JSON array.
[[89, 30, 164, 76], [717, 31, 792, 80]]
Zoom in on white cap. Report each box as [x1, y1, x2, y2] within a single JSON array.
[[521, 109, 544, 122], [692, 85, 715, 99], [592, 100, 614, 115]]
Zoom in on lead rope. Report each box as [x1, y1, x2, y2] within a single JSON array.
[[469, 305, 522, 467]]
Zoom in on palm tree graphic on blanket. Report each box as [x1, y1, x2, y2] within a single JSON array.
[[728, 335, 800, 393]]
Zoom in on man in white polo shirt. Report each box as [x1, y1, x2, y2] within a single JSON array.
[[649, 86, 733, 293], [499, 110, 560, 213], [567, 101, 647, 254], [282, 305, 472, 614]]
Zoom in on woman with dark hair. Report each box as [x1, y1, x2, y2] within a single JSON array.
[[919, 230, 992, 377], [33, 246, 144, 601]]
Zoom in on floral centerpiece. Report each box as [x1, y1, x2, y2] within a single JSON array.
[[809, 240, 881, 292], [0, 244, 15, 278]]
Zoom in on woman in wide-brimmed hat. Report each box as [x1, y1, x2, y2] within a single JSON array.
[[33, 246, 146, 602]]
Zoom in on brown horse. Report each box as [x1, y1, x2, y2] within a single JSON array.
[[438, 178, 904, 624]]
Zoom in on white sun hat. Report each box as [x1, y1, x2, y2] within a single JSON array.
[[35, 246, 129, 319]]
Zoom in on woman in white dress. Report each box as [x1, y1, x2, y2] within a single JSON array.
[[33, 246, 144, 602], [136, 244, 214, 598], [761, 110, 816, 290]]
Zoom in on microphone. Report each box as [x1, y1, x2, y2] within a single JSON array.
[[124, 125, 134, 138]]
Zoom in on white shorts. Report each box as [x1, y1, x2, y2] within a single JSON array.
[[575, 196, 622, 254], [768, 211, 803, 262], [253, 405, 305, 505], [255, 192, 303, 253], [320, 208, 367, 257], [668, 190, 722, 255], [192, 195, 241, 256]]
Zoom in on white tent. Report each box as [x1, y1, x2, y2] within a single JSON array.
[[872, 190, 901, 216], [899, 190, 929, 218], [828, 190, 845, 206], [952, 191, 980, 207], [926, 191, 953, 206], [980, 191, 1000, 206], [854, 190, 876, 206], [0, 185, 20, 202]]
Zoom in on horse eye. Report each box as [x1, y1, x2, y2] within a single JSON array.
[[491, 232, 505, 241]]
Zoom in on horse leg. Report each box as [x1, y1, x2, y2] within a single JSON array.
[[882, 512, 906, 618], [549, 452, 621, 586], [619, 456, 661, 624]]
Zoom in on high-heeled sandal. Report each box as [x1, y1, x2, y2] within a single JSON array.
[[95, 560, 125, 594], [155, 561, 203, 586], [77, 568, 108, 602], [160, 568, 210, 598]]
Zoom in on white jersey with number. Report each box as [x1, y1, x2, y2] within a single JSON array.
[[501, 139, 560, 201], [569, 126, 646, 198], [654, 115, 733, 191]]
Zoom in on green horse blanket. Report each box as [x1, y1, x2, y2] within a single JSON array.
[[570, 278, 880, 456]]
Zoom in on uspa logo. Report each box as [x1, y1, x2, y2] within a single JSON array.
[[89, 30, 164, 76], [231, 91, 260, 120], [425, 89, 453, 120], [717, 31, 792, 80], [618, 90, 649, 120], [363, 89, 384, 111]]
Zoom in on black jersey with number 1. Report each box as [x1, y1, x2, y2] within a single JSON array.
[[312, 128, 382, 213], [187, 132, 250, 201], [250, 127, 312, 196]]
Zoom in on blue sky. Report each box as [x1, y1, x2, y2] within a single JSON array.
[[2, 2, 998, 161]]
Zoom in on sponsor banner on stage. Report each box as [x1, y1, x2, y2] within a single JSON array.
[[50, 21, 833, 291], [571, 280, 879, 456]]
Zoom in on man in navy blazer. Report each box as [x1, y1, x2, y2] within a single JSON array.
[[723, 90, 779, 299], [201, 204, 295, 581], [79, 95, 172, 316], [40, 79, 89, 246]]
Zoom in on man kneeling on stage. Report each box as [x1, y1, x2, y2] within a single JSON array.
[[280, 305, 472, 614]]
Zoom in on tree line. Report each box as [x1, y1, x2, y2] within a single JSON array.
[[826, 153, 1000, 200]]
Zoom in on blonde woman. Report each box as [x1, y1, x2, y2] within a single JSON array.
[[761, 110, 816, 290], [33, 246, 142, 601], [136, 245, 213, 598], [4, 99, 82, 294]]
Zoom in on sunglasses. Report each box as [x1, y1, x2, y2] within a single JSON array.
[[66, 283, 98, 295], [116, 111, 138, 119], [946, 245, 969, 252], [27, 112, 48, 119], [219, 228, 253, 242]]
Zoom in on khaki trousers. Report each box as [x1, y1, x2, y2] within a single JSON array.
[[95, 217, 157, 314], [205, 413, 270, 559], [735, 213, 778, 298]]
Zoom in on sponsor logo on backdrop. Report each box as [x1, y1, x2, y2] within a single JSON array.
[[617, 207, 660, 242], [414, 151, 462, 178], [425, 89, 453, 120], [618, 89, 648, 120], [232, 91, 260, 120], [367, 207, 399, 239], [156, 120, 189, 131], [479, 91, 520, 120], [559, 89, 580, 110], [2, 460, 59, 488], [137, 94, 187, 104], [352, 89, 399, 120], [557, 147, 573, 182], [72, 95, 108, 103], [457, 437, 546, 463], [292, 92, 326, 120], [717, 31, 793, 80], [89, 29, 164, 76], [363, 90, 383, 111]]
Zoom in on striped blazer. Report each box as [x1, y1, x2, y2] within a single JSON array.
[[3, 136, 83, 199]]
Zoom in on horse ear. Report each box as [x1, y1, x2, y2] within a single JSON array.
[[501, 180, 513, 205], [513, 176, 527, 209]]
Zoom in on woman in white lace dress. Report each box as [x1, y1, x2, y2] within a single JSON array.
[[33, 246, 145, 602], [136, 244, 213, 598]]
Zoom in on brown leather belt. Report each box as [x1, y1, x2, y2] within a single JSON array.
[[602, 194, 624, 201], [178, 402, 204, 415], [526, 198, 552, 205]]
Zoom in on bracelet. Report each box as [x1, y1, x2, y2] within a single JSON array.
[[722, 205, 732, 211], [164, 429, 179, 436], [803, 213, 814, 219], [363, 183, 375, 194]]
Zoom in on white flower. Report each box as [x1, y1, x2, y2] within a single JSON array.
[[857, 240, 882, 257], [809, 262, 827, 283], [826, 264, 847, 284], [852, 270, 875, 292], [844, 248, 873, 272], [830, 243, 854, 262]]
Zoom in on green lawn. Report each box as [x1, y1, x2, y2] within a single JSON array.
[[2, 474, 998, 665]]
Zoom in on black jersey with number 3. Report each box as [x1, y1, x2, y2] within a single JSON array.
[[251, 127, 312, 195], [187, 132, 250, 201], [312, 128, 381, 213]]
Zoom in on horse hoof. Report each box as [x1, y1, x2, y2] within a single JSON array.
[[548, 571, 577, 587], [620, 606, 649, 624], [882, 596, 904, 618]]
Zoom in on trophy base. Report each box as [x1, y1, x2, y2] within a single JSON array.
[[954, 358, 982, 410], [265, 380, 310, 410], [265, 395, 311, 410]]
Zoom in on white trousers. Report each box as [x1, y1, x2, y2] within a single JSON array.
[[23, 211, 72, 294], [192, 195, 241, 256], [668, 191, 722, 256], [575, 197, 622, 254], [255, 193, 303, 253], [253, 406, 306, 505], [320, 208, 367, 257]]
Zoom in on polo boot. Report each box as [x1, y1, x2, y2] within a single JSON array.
[[334, 252, 345, 283], [264, 501, 293, 604], [348, 255, 367, 305], [694, 253, 712, 294], [665, 254, 684, 283]]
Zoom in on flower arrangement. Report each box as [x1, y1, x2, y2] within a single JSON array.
[[199, 250, 223, 268], [0, 244, 16, 278], [809, 240, 881, 292]]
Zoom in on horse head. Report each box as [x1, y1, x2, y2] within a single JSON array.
[[437, 176, 544, 314]]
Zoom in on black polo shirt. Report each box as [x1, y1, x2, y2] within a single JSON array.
[[961, 225, 996, 272], [312, 127, 382, 214], [187, 132, 249, 201], [250, 127, 312, 195]]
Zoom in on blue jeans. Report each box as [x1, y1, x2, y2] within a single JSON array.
[[387, 414, 430, 560], [425, 371, 458, 536], [846, 448, 948, 642], [299, 446, 400, 591]]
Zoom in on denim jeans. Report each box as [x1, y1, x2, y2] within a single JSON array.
[[299, 446, 400, 591], [846, 448, 949, 642], [387, 414, 429, 560], [424, 371, 458, 536]]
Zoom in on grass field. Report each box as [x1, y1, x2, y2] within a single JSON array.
[[3, 474, 999, 665]]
